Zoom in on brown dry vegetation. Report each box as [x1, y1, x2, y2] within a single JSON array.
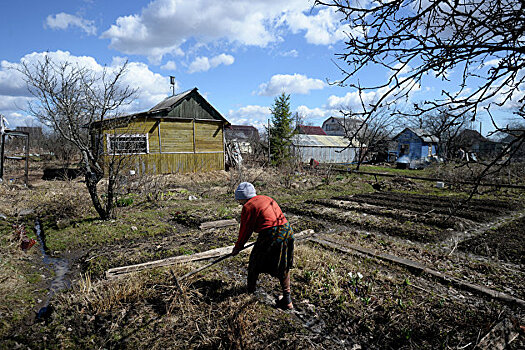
[[0, 162, 524, 349]]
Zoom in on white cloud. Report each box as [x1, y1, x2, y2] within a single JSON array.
[[281, 49, 299, 57], [228, 105, 271, 129], [296, 105, 330, 120], [0, 50, 179, 125], [101, 0, 350, 61], [211, 54, 235, 67], [160, 60, 177, 71], [258, 74, 326, 96], [3, 111, 37, 128], [188, 53, 234, 73], [285, 8, 348, 45], [326, 83, 416, 112], [45, 13, 97, 35], [227, 104, 336, 130], [0, 60, 29, 97]]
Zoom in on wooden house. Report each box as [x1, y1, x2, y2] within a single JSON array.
[[89, 88, 229, 175], [225, 125, 260, 154], [322, 116, 364, 137], [455, 129, 501, 160], [392, 128, 439, 168], [295, 125, 327, 136]]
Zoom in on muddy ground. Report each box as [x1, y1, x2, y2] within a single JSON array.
[[0, 164, 524, 349]]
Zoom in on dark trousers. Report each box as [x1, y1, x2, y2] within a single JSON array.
[[248, 270, 290, 295]]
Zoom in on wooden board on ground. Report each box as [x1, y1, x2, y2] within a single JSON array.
[[311, 236, 525, 309], [199, 219, 237, 230], [106, 229, 314, 279]]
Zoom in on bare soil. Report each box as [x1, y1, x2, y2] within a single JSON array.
[[1, 165, 524, 349]]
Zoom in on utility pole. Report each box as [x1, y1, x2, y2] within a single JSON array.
[[267, 119, 271, 164], [0, 133, 5, 182]]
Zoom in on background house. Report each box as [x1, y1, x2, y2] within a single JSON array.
[[322, 117, 363, 137], [393, 128, 439, 168], [291, 134, 360, 164], [295, 125, 327, 135], [455, 129, 501, 159], [89, 88, 229, 175], [500, 129, 525, 161], [224, 125, 259, 154]]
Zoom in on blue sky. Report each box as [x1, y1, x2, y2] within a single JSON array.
[[0, 0, 519, 134]]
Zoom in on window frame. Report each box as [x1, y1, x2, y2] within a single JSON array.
[[106, 133, 149, 155]]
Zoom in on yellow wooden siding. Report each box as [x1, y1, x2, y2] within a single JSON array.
[[159, 120, 193, 152], [104, 152, 224, 174], [103, 119, 160, 153], [100, 117, 225, 175], [195, 121, 223, 152]]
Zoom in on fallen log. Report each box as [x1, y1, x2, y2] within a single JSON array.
[[310, 236, 525, 309], [106, 229, 314, 279], [199, 219, 237, 230]]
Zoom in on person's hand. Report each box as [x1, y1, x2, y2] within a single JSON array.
[[231, 246, 241, 256]]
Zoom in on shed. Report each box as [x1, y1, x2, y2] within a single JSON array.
[[392, 128, 439, 168], [89, 88, 229, 175], [291, 134, 360, 163], [225, 125, 260, 154]]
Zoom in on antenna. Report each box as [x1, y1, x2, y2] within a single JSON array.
[[170, 76, 176, 96]]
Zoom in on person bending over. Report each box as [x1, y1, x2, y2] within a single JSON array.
[[232, 182, 295, 310]]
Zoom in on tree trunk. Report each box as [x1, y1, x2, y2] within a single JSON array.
[[81, 149, 110, 220], [85, 171, 109, 220]]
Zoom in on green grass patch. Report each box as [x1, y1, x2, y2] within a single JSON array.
[[45, 209, 175, 252]]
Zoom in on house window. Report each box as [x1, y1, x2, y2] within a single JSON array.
[[400, 144, 410, 155], [107, 134, 149, 154]]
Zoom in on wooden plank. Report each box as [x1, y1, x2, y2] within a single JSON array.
[[106, 229, 314, 279], [106, 245, 235, 278], [199, 219, 238, 230], [310, 237, 525, 308]]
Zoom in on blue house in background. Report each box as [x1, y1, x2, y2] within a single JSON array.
[[392, 128, 439, 168]]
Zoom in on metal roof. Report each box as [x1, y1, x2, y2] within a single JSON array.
[[296, 125, 327, 135], [393, 128, 439, 143], [291, 134, 362, 147], [88, 87, 228, 129], [149, 88, 195, 112]]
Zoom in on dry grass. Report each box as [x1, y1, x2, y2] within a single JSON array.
[[74, 273, 152, 314], [29, 263, 307, 349]]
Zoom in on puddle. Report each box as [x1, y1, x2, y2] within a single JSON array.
[[35, 220, 70, 319]]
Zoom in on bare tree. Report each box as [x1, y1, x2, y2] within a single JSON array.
[[408, 108, 472, 160], [341, 106, 400, 170], [42, 129, 79, 168], [18, 55, 137, 219], [317, 0, 525, 188]]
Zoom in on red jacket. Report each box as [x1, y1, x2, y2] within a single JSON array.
[[234, 195, 288, 250]]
